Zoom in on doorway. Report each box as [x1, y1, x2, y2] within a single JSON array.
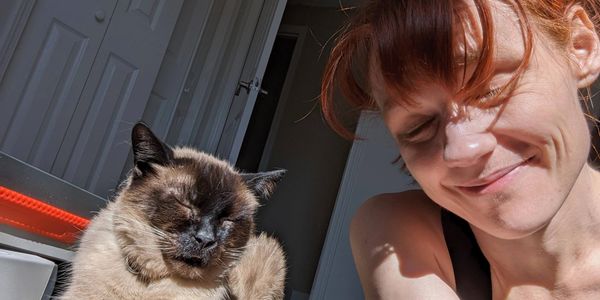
[[236, 27, 306, 173]]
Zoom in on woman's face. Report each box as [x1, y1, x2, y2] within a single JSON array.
[[372, 1, 597, 239]]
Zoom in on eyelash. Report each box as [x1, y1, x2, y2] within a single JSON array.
[[477, 87, 502, 103], [399, 117, 438, 144]]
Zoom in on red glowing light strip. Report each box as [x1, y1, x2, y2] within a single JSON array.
[[0, 185, 90, 244]]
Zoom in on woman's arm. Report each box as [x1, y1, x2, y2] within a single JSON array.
[[349, 191, 459, 299]]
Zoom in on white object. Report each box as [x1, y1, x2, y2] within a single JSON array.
[[0, 248, 57, 300]]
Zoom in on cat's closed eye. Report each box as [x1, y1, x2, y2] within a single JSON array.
[[170, 195, 193, 211]]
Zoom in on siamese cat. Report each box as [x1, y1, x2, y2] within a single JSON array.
[[61, 123, 286, 300]]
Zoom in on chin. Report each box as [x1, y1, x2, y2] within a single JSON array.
[[473, 192, 564, 240]]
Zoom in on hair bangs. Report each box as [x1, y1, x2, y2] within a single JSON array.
[[373, 0, 456, 108], [321, 0, 535, 139]]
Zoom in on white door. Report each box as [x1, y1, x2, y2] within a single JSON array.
[[1, 0, 286, 198], [0, 0, 117, 169], [142, 0, 270, 151], [53, 0, 184, 197], [138, 0, 288, 166], [0, 0, 184, 198]]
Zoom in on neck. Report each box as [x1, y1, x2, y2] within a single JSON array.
[[472, 164, 600, 297]]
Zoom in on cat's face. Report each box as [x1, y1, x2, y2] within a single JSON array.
[[116, 123, 284, 280]]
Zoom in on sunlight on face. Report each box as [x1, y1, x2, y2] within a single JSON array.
[[370, 0, 592, 239]]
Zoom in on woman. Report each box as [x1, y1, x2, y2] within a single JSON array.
[[321, 0, 600, 299]]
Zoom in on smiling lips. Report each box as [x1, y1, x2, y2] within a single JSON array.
[[458, 157, 533, 194]]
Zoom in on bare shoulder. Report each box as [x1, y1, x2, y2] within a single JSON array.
[[349, 190, 458, 299]]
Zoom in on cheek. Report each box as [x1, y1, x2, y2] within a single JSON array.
[[523, 60, 586, 137], [500, 85, 588, 160]]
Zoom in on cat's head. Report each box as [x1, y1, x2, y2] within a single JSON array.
[[114, 123, 285, 281]]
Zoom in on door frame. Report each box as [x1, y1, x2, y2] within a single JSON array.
[[257, 25, 307, 171]]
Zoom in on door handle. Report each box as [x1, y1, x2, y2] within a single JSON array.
[[235, 79, 268, 96]]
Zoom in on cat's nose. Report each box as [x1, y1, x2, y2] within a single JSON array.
[[194, 228, 216, 250]]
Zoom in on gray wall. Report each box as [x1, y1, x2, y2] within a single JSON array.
[[255, 4, 356, 297]]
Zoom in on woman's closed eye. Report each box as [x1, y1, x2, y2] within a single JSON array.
[[476, 87, 503, 104], [398, 116, 439, 144], [396, 87, 503, 145]]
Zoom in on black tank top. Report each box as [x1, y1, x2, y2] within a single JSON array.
[[441, 209, 492, 300]]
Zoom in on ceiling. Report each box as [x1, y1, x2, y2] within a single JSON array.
[[287, 0, 363, 8]]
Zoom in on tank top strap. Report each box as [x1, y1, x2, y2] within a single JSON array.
[[441, 209, 492, 300]]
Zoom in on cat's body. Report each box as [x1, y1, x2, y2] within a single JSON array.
[[62, 201, 228, 300], [61, 124, 286, 300]]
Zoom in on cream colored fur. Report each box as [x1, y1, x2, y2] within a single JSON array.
[[61, 147, 287, 299], [61, 200, 286, 300], [227, 233, 287, 300], [61, 201, 226, 300]]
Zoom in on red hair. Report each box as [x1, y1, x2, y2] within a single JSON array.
[[321, 0, 600, 139]]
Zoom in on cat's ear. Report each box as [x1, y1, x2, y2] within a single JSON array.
[[241, 169, 286, 199], [131, 122, 173, 177]]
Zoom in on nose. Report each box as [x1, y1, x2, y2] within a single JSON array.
[[194, 224, 216, 250], [443, 123, 496, 168]]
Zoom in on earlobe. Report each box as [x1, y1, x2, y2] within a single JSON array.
[[567, 5, 600, 88]]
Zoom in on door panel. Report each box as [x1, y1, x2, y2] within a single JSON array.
[[0, 0, 36, 83], [143, 0, 215, 139], [165, 0, 265, 150], [53, 0, 184, 197], [0, 0, 116, 170]]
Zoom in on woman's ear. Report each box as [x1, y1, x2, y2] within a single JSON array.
[[567, 5, 600, 88]]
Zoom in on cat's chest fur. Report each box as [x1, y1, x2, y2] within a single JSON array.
[[61, 203, 228, 300]]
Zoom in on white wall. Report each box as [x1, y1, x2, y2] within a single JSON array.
[[311, 111, 419, 299]]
